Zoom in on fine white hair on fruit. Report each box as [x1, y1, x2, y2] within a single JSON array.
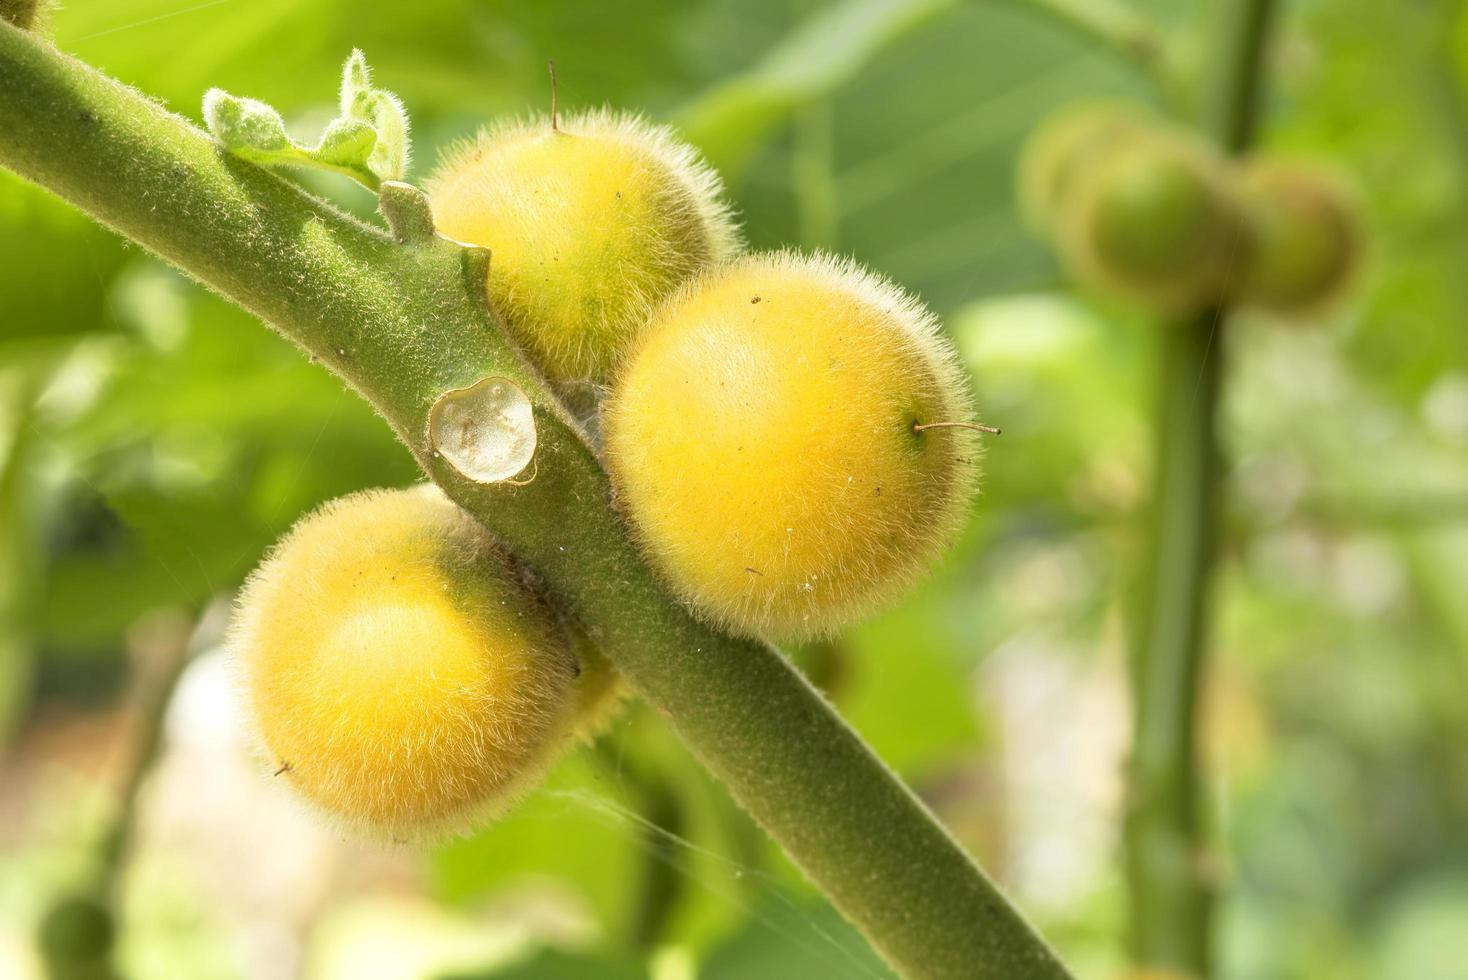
[[430, 107, 740, 256]]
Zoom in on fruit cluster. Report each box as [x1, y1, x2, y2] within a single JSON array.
[[232, 109, 986, 836], [1018, 101, 1363, 319]]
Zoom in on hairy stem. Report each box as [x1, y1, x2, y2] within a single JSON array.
[[1124, 0, 1276, 974], [0, 21, 1071, 980]]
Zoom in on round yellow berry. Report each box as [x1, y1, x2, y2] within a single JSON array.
[[603, 251, 982, 642], [230, 485, 579, 838], [427, 110, 740, 385]]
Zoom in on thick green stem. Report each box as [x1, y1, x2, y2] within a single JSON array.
[[1124, 0, 1276, 974], [1125, 319, 1224, 973], [0, 22, 1071, 980]]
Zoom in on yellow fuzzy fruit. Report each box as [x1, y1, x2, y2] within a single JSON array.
[[1017, 100, 1149, 238], [1057, 132, 1244, 314], [230, 485, 580, 838], [427, 110, 740, 385], [1237, 160, 1362, 317], [603, 251, 982, 642]]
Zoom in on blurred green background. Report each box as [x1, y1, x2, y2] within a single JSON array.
[[3, 0, 1468, 978]]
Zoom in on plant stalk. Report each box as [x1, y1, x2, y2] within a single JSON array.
[[0, 21, 1072, 980], [1124, 0, 1276, 974]]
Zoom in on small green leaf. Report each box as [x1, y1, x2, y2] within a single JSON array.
[[339, 48, 373, 115], [364, 91, 409, 182], [201, 49, 410, 191], [202, 90, 291, 156], [315, 117, 377, 168]]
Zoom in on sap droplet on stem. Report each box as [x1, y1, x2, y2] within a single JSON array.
[[427, 376, 537, 483]]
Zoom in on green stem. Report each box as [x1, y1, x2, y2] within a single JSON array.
[[96, 622, 194, 900], [0, 22, 1071, 980], [591, 740, 686, 950], [1124, 0, 1276, 974], [1125, 318, 1224, 973], [1198, 0, 1277, 156], [0, 369, 40, 746]]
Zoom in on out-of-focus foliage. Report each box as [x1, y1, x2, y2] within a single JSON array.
[[2, 0, 1468, 978]]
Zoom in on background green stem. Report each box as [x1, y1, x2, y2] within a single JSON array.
[[0, 21, 1072, 980], [96, 620, 195, 900], [1124, 0, 1276, 974]]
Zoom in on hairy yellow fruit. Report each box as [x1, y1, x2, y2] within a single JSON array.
[[1017, 100, 1149, 238], [603, 251, 982, 642], [1057, 132, 1244, 314], [1237, 160, 1362, 317], [427, 110, 739, 385], [230, 486, 579, 838]]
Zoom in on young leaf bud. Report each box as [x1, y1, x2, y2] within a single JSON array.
[[1056, 132, 1245, 314], [230, 486, 580, 838], [603, 251, 983, 642], [427, 110, 740, 385], [1236, 160, 1362, 318], [202, 49, 409, 191]]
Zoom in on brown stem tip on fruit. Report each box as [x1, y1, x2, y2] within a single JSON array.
[[912, 421, 1001, 435]]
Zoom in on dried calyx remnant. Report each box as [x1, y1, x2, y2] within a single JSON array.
[[428, 376, 538, 484]]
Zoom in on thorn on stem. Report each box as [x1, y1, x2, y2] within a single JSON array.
[[548, 60, 559, 133]]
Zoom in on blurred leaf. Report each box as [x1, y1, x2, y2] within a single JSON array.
[[700, 897, 895, 980], [677, 0, 958, 173], [429, 754, 646, 941], [0, 172, 127, 344], [1371, 879, 1468, 980], [441, 947, 649, 980]]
